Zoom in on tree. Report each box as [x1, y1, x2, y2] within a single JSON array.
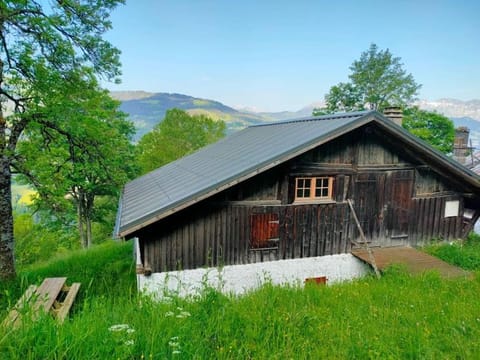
[[17, 91, 137, 248], [0, 1, 124, 280], [137, 109, 226, 174], [402, 107, 455, 154], [318, 82, 364, 114], [316, 44, 421, 114]]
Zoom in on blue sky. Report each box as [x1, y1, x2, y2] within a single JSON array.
[[105, 0, 479, 112]]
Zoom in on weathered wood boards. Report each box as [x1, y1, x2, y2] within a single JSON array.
[[348, 199, 381, 279], [352, 247, 471, 279], [2, 277, 81, 329]]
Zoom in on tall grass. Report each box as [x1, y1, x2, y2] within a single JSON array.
[[0, 241, 136, 317], [424, 233, 480, 270], [1, 240, 479, 359]]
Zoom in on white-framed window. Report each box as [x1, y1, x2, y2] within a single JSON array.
[[295, 177, 333, 202]]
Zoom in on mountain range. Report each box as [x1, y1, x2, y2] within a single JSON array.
[[111, 91, 480, 146]]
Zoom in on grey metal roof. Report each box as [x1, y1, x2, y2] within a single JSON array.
[[115, 110, 480, 237]]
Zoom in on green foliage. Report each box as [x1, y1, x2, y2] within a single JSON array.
[[0, 0, 125, 279], [13, 211, 78, 267], [349, 44, 421, 110], [1, 1, 123, 83], [137, 108, 226, 174], [1, 241, 480, 359], [402, 107, 455, 153], [16, 90, 138, 248], [316, 43, 421, 114], [320, 82, 364, 114]]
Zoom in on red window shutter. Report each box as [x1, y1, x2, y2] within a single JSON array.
[[250, 213, 279, 248]]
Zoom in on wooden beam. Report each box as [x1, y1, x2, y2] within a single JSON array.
[[56, 283, 81, 323], [347, 199, 381, 279]]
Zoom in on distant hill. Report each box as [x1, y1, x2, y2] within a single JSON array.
[[236, 102, 324, 121], [111, 92, 480, 147], [111, 92, 272, 139]]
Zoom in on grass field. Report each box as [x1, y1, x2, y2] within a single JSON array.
[[1, 240, 479, 359]]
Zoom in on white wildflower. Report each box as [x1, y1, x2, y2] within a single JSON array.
[[176, 311, 191, 318], [172, 350, 181, 355], [109, 324, 132, 332], [124, 340, 135, 346], [165, 311, 174, 317], [169, 336, 180, 348]]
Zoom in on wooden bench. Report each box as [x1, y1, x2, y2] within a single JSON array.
[[2, 277, 81, 329]]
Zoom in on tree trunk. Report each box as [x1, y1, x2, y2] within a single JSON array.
[[0, 156, 16, 280], [76, 195, 87, 248], [86, 216, 92, 248], [85, 193, 95, 248]]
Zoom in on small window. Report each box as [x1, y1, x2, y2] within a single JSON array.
[[444, 200, 460, 218], [295, 177, 333, 202], [250, 213, 279, 249]]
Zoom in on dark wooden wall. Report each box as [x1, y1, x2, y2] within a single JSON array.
[[139, 202, 354, 273], [136, 124, 480, 273]]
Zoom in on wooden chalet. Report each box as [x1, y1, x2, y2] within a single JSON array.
[[115, 110, 480, 276]]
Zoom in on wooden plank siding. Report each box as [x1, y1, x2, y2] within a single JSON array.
[[136, 125, 480, 274], [141, 202, 356, 273]]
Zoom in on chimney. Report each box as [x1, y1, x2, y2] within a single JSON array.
[[383, 107, 403, 126], [453, 127, 470, 164]]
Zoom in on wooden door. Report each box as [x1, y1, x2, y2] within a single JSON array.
[[354, 173, 385, 242], [386, 170, 414, 240], [353, 170, 414, 245]]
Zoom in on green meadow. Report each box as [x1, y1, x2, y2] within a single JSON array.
[[1, 239, 480, 359]]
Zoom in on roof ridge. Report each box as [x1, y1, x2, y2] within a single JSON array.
[[251, 110, 374, 128]]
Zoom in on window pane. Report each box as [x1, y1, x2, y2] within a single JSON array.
[[313, 177, 331, 199], [304, 188, 310, 197]]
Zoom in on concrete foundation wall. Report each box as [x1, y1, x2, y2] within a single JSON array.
[[137, 254, 370, 298]]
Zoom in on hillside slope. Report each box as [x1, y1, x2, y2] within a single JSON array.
[[112, 92, 480, 148], [112, 92, 271, 138]]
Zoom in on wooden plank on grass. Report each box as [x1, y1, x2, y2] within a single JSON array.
[[56, 283, 81, 323], [33, 277, 67, 313], [1, 284, 38, 329]]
